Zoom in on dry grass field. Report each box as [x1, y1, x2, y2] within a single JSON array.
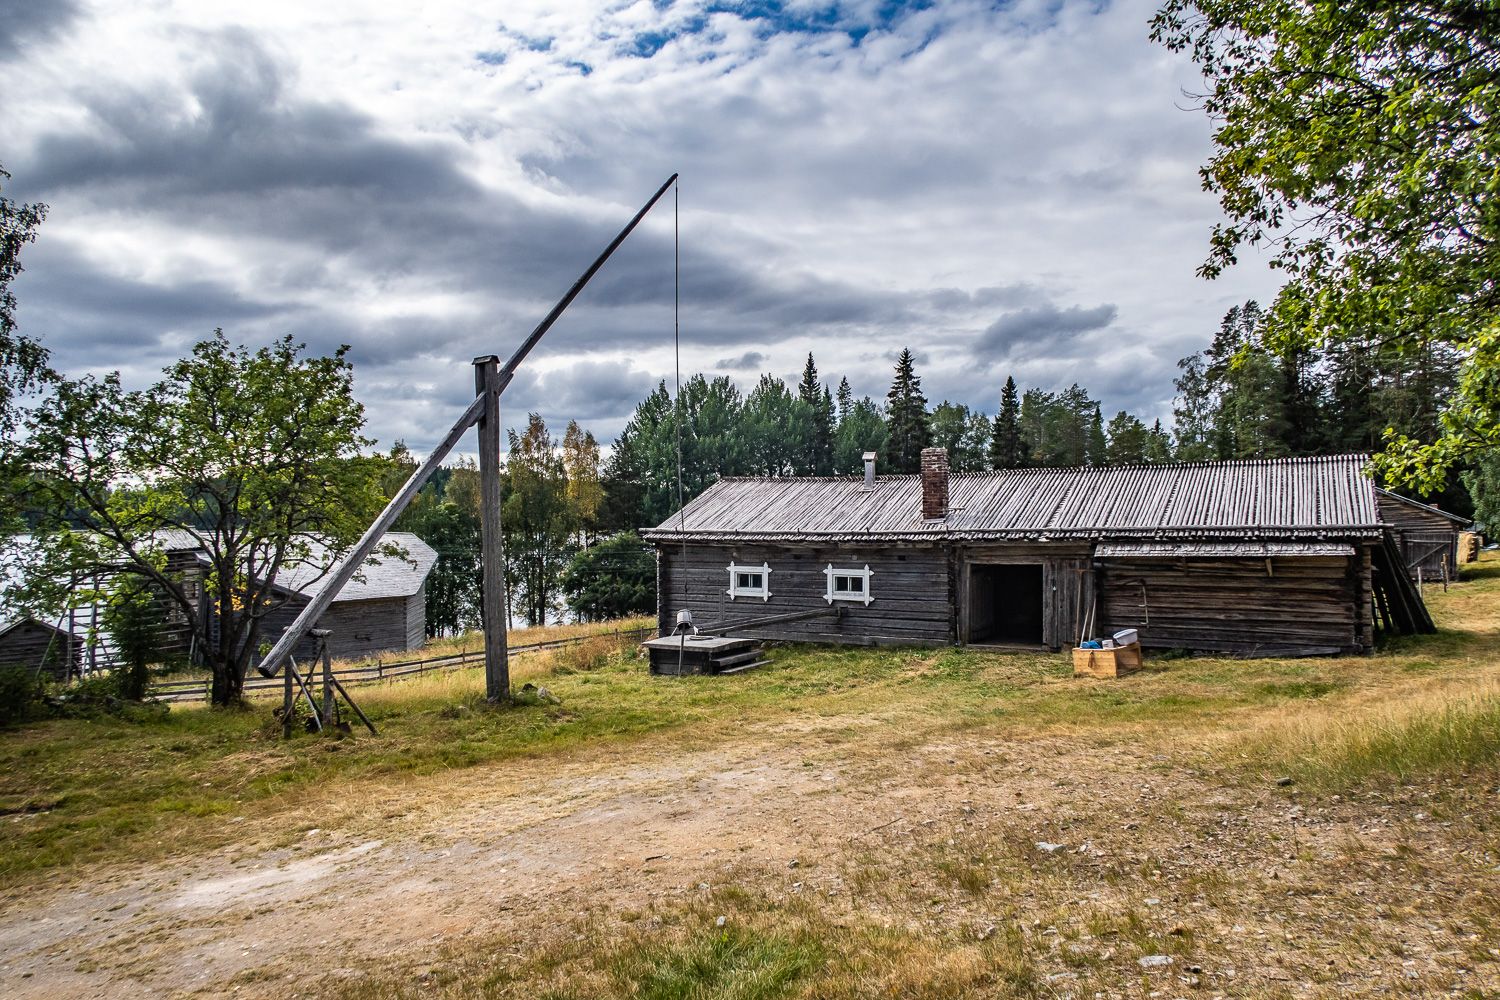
[[1, 560, 1497, 1000]]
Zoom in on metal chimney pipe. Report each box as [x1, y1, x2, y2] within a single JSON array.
[[863, 452, 877, 489]]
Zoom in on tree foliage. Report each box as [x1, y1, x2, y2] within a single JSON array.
[[561, 531, 656, 622], [101, 578, 167, 701], [0, 164, 54, 442], [14, 333, 390, 706], [1151, 0, 1500, 486], [504, 413, 578, 628], [882, 348, 931, 474]]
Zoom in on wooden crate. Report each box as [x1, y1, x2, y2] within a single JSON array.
[[1072, 642, 1143, 679]]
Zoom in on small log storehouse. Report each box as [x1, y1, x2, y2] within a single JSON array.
[[642, 451, 1432, 657]]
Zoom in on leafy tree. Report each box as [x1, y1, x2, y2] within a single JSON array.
[[1172, 352, 1217, 461], [101, 578, 166, 701], [929, 402, 974, 470], [743, 374, 799, 476], [504, 414, 577, 627], [601, 382, 674, 530], [15, 333, 390, 706], [1106, 411, 1150, 465], [561, 420, 603, 543], [0, 164, 54, 441], [833, 395, 887, 475], [988, 376, 1026, 469], [561, 531, 657, 621], [882, 349, 930, 473], [1020, 384, 1098, 467], [961, 409, 992, 473], [1462, 451, 1500, 536], [1151, 0, 1500, 489]]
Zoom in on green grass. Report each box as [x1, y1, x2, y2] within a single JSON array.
[[3, 558, 1500, 889], [335, 891, 1038, 1000]]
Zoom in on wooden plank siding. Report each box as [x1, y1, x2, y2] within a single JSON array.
[[658, 544, 955, 646], [255, 594, 425, 663], [1376, 492, 1466, 580], [1094, 551, 1373, 656], [0, 621, 84, 680]]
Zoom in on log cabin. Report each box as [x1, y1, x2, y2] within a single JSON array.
[[642, 451, 1431, 658]]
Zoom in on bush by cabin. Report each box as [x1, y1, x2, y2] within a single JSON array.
[[642, 451, 1434, 659]]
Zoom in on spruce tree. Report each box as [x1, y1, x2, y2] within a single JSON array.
[[881, 348, 930, 473], [989, 376, 1024, 468], [1086, 404, 1108, 466], [797, 353, 834, 475], [836, 377, 854, 423]]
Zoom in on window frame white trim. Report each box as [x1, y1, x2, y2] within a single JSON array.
[[824, 564, 874, 605], [726, 561, 773, 601]]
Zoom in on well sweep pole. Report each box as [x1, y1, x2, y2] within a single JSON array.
[[256, 173, 678, 682]]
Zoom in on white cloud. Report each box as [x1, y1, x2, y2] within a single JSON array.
[[0, 0, 1284, 453]]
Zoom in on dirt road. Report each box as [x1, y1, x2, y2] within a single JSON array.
[[3, 727, 1497, 999]]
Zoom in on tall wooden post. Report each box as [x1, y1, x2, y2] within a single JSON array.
[[318, 631, 334, 725], [474, 356, 511, 702], [282, 643, 294, 738]]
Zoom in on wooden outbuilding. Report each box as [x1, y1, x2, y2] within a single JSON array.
[[247, 532, 439, 663], [1375, 489, 1471, 582], [643, 452, 1431, 658], [0, 618, 84, 681]]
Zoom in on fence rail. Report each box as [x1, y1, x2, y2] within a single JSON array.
[[148, 625, 658, 704]]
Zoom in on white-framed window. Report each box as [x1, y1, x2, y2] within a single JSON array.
[[726, 561, 772, 601], [824, 564, 874, 605]]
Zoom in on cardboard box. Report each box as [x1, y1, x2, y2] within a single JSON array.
[[1072, 642, 1143, 678]]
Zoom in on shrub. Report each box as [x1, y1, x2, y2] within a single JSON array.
[[0, 662, 43, 727]]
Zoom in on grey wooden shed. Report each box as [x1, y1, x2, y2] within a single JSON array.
[[643, 451, 1428, 658], [251, 532, 439, 662]]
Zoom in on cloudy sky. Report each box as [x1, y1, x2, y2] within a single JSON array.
[[0, 0, 1284, 456]]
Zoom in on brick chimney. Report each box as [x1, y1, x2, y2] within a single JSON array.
[[920, 447, 949, 520]]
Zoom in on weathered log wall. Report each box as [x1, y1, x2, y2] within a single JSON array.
[[0, 621, 83, 680], [257, 594, 425, 662], [1095, 553, 1372, 656], [657, 543, 954, 645], [1377, 494, 1462, 579]]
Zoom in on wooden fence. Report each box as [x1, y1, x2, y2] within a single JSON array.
[[148, 625, 658, 704]]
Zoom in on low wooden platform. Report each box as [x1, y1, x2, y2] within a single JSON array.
[[644, 635, 768, 676], [1072, 642, 1143, 679]]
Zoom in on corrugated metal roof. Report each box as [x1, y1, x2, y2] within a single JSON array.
[[643, 455, 1383, 544]]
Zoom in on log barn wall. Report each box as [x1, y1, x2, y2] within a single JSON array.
[[255, 593, 426, 662], [1376, 492, 1466, 580], [1094, 551, 1374, 656], [658, 543, 954, 646], [0, 621, 83, 680]]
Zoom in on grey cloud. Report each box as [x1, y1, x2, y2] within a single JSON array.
[[973, 303, 1118, 366], [0, 0, 81, 61], [715, 351, 764, 370]]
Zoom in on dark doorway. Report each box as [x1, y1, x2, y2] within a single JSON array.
[[969, 564, 1044, 644]]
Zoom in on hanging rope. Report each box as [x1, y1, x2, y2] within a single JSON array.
[[675, 186, 689, 581], [674, 180, 688, 672]]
